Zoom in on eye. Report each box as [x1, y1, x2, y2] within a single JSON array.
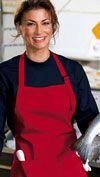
[[43, 21, 51, 26], [26, 22, 36, 26]]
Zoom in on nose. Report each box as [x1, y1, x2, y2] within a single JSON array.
[[35, 24, 43, 35]]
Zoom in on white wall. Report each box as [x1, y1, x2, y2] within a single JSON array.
[[2, 14, 25, 61], [51, 12, 100, 60], [51, 0, 100, 60]]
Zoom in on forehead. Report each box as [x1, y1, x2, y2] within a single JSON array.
[[22, 8, 51, 21]]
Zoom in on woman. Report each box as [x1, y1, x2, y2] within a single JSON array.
[[0, 0, 99, 176]]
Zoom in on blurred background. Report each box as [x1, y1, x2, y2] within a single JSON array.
[[0, 0, 100, 176]]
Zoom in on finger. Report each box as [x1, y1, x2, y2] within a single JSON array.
[[76, 151, 80, 157]]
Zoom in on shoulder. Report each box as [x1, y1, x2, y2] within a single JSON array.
[[0, 55, 20, 74], [54, 53, 89, 88], [55, 53, 84, 75]]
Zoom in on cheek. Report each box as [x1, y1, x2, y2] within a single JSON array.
[[22, 29, 33, 37], [46, 28, 53, 37]]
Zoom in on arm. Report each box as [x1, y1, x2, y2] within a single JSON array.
[[74, 64, 99, 134], [0, 70, 9, 154]]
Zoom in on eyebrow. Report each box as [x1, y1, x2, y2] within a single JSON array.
[[25, 18, 51, 22]]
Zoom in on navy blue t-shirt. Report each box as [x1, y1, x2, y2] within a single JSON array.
[[0, 52, 99, 152]]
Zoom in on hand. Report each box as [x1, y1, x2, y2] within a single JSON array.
[[76, 152, 91, 172], [16, 150, 25, 161], [83, 159, 91, 172]]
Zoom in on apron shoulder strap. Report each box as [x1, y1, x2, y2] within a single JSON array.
[[51, 52, 69, 82], [18, 53, 25, 87]]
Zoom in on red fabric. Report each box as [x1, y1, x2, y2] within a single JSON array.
[[10, 53, 87, 177]]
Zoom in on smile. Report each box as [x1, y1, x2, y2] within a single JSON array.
[[32, 37, 46, 42]]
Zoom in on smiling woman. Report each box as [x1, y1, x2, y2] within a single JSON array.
[[0, 1, 99, 177]]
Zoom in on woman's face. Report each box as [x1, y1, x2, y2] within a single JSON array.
[[17, 8, 53, 52]]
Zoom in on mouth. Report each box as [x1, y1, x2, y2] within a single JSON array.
[[32, 37, 46, 43]]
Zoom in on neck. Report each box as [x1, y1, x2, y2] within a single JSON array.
[[26, 48, 50, 63]]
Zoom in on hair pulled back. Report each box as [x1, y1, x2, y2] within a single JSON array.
[[14, 0, 59, 36]]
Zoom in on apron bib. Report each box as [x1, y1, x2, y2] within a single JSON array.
[[10, 53, 87, 177]]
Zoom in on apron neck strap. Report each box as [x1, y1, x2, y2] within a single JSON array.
[[19, 52, 70, 85], [51, 52, 69, 83], [18, 53, 25, 87], [18, 52, 76, 112], [51, 52, 76, 112]]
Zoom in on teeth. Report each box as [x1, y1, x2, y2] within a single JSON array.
[[33, 37, 45, 41]]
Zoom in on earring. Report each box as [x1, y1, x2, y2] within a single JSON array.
[[18, 31, 21, 35]]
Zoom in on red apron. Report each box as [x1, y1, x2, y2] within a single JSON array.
[[10, 53, 87, 177]]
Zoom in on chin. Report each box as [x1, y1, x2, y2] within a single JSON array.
[[33, 44, 49, 50]]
